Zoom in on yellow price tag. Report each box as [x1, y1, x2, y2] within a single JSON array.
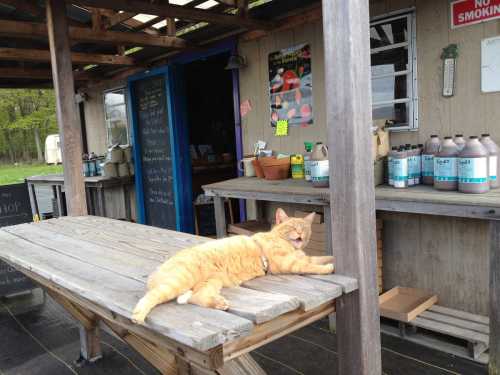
[[275, 119, 288, 136]]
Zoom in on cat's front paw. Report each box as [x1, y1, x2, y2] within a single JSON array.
[[321, 263, 335, 274]]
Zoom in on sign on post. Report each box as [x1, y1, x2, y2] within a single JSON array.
[[0, 183, 34, 296], [451, 0, 500, 29]]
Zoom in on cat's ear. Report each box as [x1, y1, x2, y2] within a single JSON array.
[[304, 212, 316, 225], [275, 208, 289, 224]]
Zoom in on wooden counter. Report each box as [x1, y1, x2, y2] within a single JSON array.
[[204, 177, 500, 220], [26, 174, 135, 220]]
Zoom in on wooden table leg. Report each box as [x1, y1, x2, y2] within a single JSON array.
[[490, 221, 500, 375], [45, 289, 102, 362], [85, 187, 93, 215], [214, 196, 227, 238], [27, 183, 40, 220], [55, 185, 65, 217], [98, 187, 106, 217], [123, 185, 132, 221]]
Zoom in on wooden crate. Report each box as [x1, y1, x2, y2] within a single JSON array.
[[379, 287, 438, 322]]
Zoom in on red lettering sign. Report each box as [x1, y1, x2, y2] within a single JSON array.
[[451, 0, 500, 28]]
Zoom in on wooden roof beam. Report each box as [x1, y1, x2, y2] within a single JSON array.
[[0, 67, 91, 80], [0, 0, 43, 18], [0, 47, 136, 66], [0, 20, 188, 48], [65, 0, 274, 30]]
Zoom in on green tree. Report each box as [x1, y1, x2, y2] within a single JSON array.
[[0, 89, 57, 163]]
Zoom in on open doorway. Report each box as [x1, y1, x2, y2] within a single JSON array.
[[183, 52, 239, 235]]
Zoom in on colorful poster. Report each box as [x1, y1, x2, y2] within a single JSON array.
[[269, 44, 313, 128]]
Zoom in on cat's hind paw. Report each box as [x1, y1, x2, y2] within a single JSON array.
[[177, 290, 193, 304], [131, 310, 146, 325], [212, 296, 230, 311]]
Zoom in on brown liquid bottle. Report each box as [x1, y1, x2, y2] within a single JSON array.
[[458, 136, 490, 194], [433, 137, 458, 191], [480, 134, 499, 189], [422, 135, 441, 185]]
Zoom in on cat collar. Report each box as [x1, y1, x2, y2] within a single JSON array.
[[261, 255, 269, 273]]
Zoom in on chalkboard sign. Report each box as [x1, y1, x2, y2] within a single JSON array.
[[0, 183, 33, 295], [132, 75, 177, 229]]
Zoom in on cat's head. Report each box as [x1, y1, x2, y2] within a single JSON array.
[[271, 208, 315, 250]]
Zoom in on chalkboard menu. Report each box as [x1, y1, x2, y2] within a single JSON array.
[[0, 183, 33, 295], [132, 75, 176, 229]]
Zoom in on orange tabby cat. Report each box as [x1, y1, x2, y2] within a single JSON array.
[[132, 208, 334, 324]]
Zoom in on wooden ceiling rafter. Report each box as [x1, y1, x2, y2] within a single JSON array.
[[0, 0, 44, 18], [0, 47, 136, 66], [0, 19, 188, 48], [0, 67, 91, 80], [64, 0, 274, 30]]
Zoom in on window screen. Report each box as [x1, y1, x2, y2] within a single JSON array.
[[371, 12, 418, 130]]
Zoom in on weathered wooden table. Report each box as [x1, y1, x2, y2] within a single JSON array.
[[26, 174, 134, 220], [0, 215, 357, 374], [204, 177, 500, 373]]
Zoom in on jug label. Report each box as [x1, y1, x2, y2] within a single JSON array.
[[388, 156, 393, 185], [434, 157, 458, 181], [490, 155, 498, 181], [310, 160, 329, 181], [422, 155, 434, 176], [304, 160, 312, 181], [458, 157, 488, 183], [392, 158, 408, 181], [408, 156, 421, 178]]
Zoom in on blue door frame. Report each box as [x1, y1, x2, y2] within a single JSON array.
[[169, 38, 246, 223], [127, 66, 192, 232], [128, 38, 245, 232]]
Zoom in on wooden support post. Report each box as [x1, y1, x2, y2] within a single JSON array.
[[322, 1, 382, 375], [27, 183, 39, 220], [490, 221, 500, 375], [46, 0, 87, 216], [214, 196, 227, 238]]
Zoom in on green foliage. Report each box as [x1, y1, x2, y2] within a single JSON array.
[[0, 89, 58, 163]]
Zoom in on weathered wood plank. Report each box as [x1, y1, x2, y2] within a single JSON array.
[[307, 274, 358, 293], [0, 230, 254, 351], [429, 305, 490, 325], [3, 223, 160, 282], [46, 0, 87, 216], [242, 275, 342, 311], [66, 215, 210, 248], [411, 317, 489, 345], [490, 221, 500, 375], [217, 354, 266, 375], [322, 0, 381, 374], [221, 287, 300, 324], [419, 311, 489, 335]]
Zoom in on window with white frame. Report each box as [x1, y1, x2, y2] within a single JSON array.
[[104, 88, 129, 146], [370, 12, 417, 130]]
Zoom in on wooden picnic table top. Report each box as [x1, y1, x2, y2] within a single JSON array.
[[204, 178, 500, 220], [0, 216, 356, 367]]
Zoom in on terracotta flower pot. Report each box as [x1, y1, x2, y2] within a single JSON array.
[[252, 159, 265, 178], [259, 156, 290, 180]]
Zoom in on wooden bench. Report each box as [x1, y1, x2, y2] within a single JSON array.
[[0, 216, 357, 374]]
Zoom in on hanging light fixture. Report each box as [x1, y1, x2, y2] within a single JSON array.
[[225, 54, 247, 70]]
